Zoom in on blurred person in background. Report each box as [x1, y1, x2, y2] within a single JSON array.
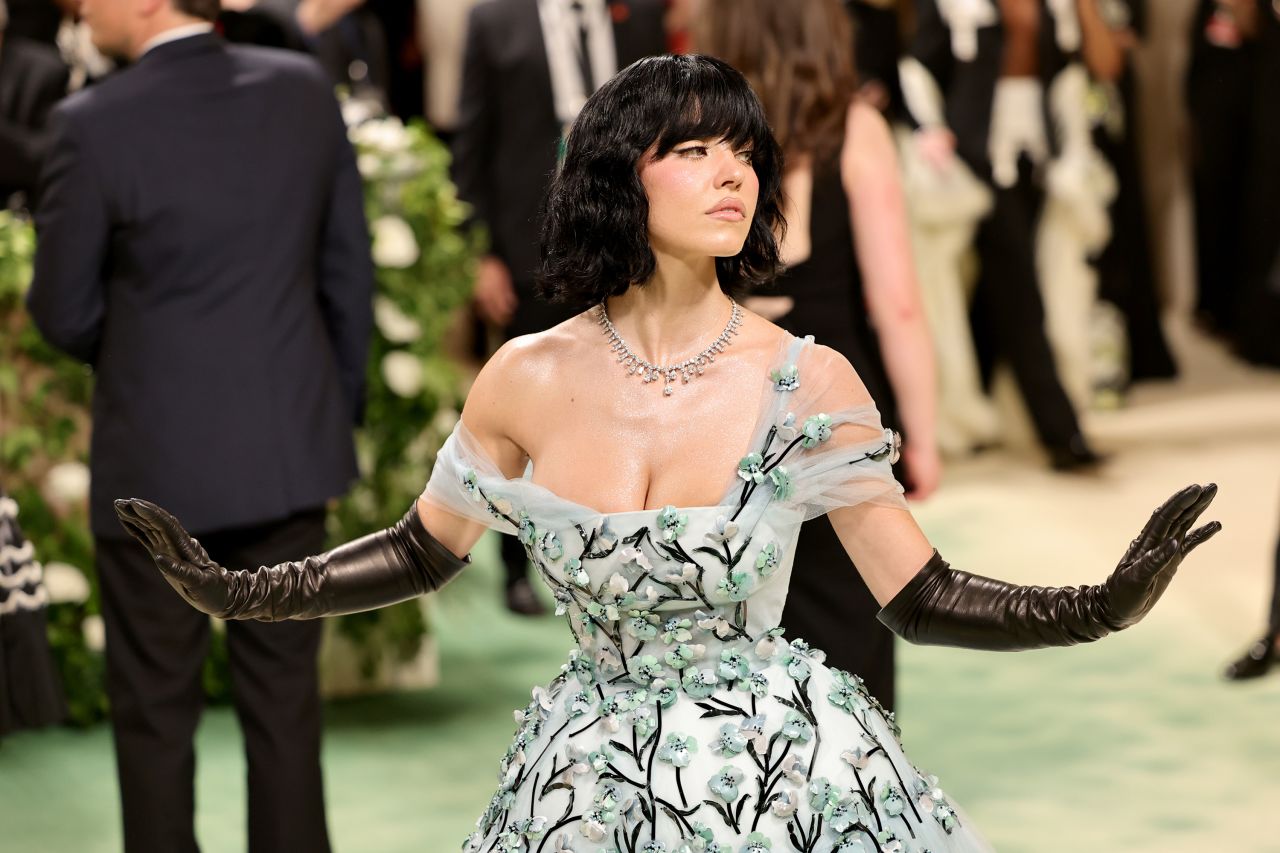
[[252, 0, 391, 103], [1224, 505, 1280, 679], [662, 0, 692, 52], [452, 0, 666, 615], [215, 0, 307, 51], [0, 0, 68, 210], [420, 0, 480, 142], [901, 0, 1107, 472], [1221, 3, 1280, 673], [846, 0, 905, 118], [1230, 0, 1280, 367], [3, 0, 69, 45], [698, 0, 939, 710], [1086, 0, 1178, 392], [1186, 0, 1259, 341], [24, 0, 374, 846]]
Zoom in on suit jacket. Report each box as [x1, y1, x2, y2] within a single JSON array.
[[451, 0, 666, 284], [907, 0, 1075, 177], [0, 36, 69, 207], [27, 34, 374, 538]]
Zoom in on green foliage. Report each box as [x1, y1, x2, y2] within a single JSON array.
[[1, 212, 104, 724], [0, 115, 478, 723], [330, 116, 482, 676]]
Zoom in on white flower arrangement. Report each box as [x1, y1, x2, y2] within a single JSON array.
[[373, 295, 422, 343], [348, 116, 412, 154], [381, 351, 424, 398], [82, 614, 106, 652], [42, 560, 90, 604], [44, 460, 90, 505], [370, 215, 420, 269]]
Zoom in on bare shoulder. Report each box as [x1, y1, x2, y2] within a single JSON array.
[[734, 305, 804, 360], [842, 100, 899, 177], [805, 340, 876, 406], [461, 310, 597, 432]]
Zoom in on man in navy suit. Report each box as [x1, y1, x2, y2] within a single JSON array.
[[26, 0, 373, 847]]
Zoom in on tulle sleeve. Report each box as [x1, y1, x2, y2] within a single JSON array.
[[420, 420, 521, 535], [751, 342, 907, 522]]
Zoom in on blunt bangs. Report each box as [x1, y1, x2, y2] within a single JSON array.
[[648, 61, 776, 162], [537, 55, 786, 308]]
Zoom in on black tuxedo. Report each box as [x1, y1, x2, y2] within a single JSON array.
[[1234, 1, 1280, 365], [27, 34, 372, 852], [905, 0, 1087, 453], [1186, 0, 1258, 336], [0, 36, 68, 208], [452, 0, 666, 300], [909, 0, 1072, 177]]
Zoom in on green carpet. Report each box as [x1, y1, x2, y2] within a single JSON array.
[[2, 534, 1279, 852]]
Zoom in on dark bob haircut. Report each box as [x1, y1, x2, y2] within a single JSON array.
[[537, 54, 786, 307]]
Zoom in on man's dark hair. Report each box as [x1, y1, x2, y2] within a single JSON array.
[[538, 54, 786, 307], [174, 0, 220, 23]]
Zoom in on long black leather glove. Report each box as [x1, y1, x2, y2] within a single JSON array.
[[878, 483, 1222, 650], [113, 498, 469, 621]]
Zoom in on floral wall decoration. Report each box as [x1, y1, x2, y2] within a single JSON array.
[[0, 102, 480, 722]]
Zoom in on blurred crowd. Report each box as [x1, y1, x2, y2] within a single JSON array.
[[6, 0, 1279, 423]]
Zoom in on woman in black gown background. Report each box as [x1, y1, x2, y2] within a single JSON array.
[[698, 0, 940, 710]]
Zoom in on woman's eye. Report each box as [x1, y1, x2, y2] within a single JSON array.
[[736, 150, 755, 164], [677, 145, 708, 158]]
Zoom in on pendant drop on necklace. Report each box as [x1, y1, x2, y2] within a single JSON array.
[[595, 298, 742, 396]]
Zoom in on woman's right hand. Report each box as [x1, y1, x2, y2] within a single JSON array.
[[114, 498, 235, 617]]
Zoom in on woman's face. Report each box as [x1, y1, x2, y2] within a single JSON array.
[[638, 138, 759, 262]]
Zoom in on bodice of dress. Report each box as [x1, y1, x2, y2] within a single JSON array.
[[428, 334, 997, 853], [425, 334, 907, 690]]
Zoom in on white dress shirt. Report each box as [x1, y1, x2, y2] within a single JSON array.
[[537, 0, 618, 128], [140, 22, 215, 57]]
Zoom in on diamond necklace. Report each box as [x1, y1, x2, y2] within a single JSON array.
[[594, 297, 743, 396]]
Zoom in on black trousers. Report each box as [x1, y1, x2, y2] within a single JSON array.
[[1188, 44, 1255, 335], [96, 509, 331, 853], [779, 518, 896, 712], [502, 532, 532, 588], [971, 164, 1084, 450]]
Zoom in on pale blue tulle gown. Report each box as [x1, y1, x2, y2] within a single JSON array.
[[424, 335, 992, 853]]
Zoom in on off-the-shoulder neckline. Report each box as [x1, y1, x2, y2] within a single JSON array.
[[446, 333, 875, 519]]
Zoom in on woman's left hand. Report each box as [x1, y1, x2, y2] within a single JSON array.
[[1101, 483, 1222, 629]]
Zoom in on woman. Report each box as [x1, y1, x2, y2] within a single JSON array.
[[115, 55, 1219, 852], [1084, 0, 1178, 387], [696, 0, 938, 710]]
